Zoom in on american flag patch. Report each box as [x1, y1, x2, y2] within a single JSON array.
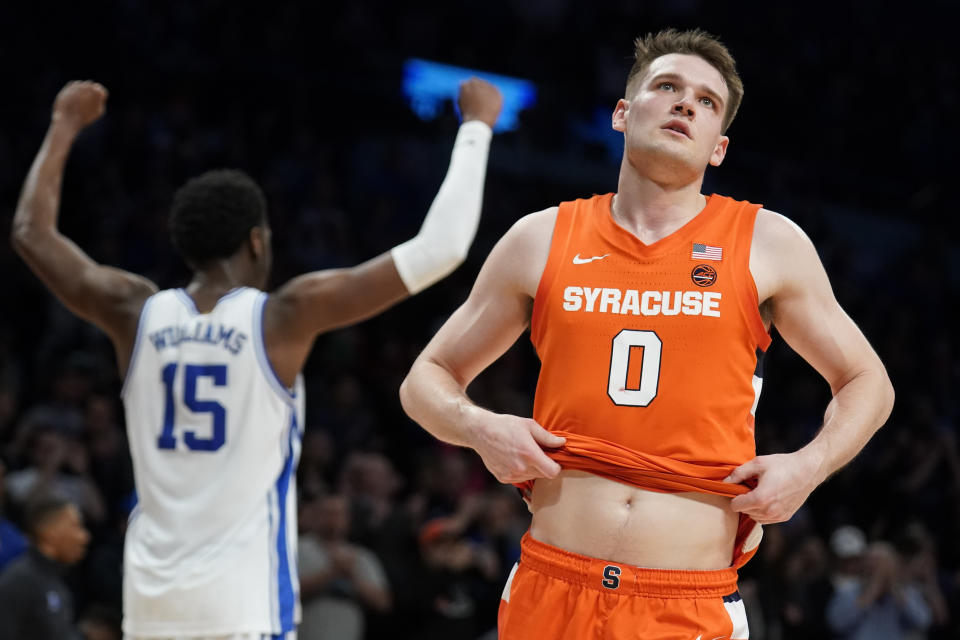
[[692, 243, 723, 261]]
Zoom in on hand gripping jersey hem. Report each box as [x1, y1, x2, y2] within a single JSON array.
[[512, 431, 762, 569], [513, 431, 753, 498]]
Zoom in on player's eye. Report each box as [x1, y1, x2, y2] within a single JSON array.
[[700, 96, 714, 108], [658, 82, 675, 91]]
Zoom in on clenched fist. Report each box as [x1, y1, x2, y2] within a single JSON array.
[[457, 77, 503, 129], [52, 80, 108, 133]]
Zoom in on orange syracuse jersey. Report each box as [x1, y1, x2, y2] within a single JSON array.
[[520, 193, 771, 515]]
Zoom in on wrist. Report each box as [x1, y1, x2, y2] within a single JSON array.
[[50, 113, 84, 136], [461, 402, 495, 450], [456, 119, 494, 142], [797, 440, 830, 486]]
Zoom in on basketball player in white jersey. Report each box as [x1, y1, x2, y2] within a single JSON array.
[[11, 79, 502, 640]]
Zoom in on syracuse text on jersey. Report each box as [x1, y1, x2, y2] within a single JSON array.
[[561, 286, 721, 317], [147, 321, 248, 354]]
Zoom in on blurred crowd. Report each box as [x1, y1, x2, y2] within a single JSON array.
[[0, 1, 957, 639]]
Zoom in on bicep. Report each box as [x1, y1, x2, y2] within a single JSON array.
[[263, 252, 410, 385], [419, 222, 542, 387], [270, 252, 409, 339], [14, 228, 156, 341]]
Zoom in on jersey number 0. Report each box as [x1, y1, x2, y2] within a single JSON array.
[[607, 329, 662, 407], [157, 363, 228, 451]]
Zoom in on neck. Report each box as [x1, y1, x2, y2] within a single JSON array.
[[185, 261, 254, 312], [187, 261, 251, 296], [33, 543, 60, 564], [612, 155, 708, 244]]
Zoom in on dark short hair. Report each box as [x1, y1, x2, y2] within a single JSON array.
[[626, 29, 743, 134], [168, 169, 268, 267], [23, 493, 73, 539]]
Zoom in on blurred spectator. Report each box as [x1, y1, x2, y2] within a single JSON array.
[[0, 494, 90, 640], [3, 422, 106, 527], [779, 534, 833, 638], [0, 359, 19, 444], [897, 521, 950, 635], [830, 524, 868, 590], [76, 604, 122, 640], [81, 394, 133, 525], [339, 451, 409, 546], [298, 493, 391, 640], [298, 428, 335, 501], [827, 540, 932, 639], [407, 502, 503, 640], [0, 459, 27, 571]]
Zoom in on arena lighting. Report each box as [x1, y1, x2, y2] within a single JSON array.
[[402, 58, 537, 132]]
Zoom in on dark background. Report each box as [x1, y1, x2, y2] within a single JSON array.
[[0, 1, 957, 638]]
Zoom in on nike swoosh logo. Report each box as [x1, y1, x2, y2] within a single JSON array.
[[572, 253, 610, 264]]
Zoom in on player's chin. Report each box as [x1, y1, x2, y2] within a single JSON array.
[[628, 144, 696, 173]]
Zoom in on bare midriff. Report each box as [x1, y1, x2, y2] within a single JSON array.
[[528, 470, 738, 570]]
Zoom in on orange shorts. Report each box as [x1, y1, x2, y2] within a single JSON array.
[[498, 533, 750, 640]]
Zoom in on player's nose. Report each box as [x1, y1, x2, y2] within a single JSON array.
[[672, 100, 695, 118]]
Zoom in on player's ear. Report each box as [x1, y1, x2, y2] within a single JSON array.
[[248, 226, 266, 260], [612, 99, 629, 133], [709, 135, 729, 167]]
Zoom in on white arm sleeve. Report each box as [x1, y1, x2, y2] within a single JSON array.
[[390, 120, 492, 294]]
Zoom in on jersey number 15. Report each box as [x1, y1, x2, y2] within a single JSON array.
[[157, 363, 227, 451]]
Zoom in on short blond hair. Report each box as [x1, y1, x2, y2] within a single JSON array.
[[625, 29, 743, 133]]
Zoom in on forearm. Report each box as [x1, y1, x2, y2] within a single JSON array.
[[800, 365, 894, 486], [351, 576, 391, 612], [400, 358, 488, 449], [897, 585, 933, 629], [298, 567, 341, 600], [11, 121, 78, 248]]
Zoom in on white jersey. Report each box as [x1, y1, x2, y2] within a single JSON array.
[[121, 287, 303, 637]]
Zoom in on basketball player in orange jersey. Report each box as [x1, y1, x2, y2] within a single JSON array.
[[400, 29, 894, 639]]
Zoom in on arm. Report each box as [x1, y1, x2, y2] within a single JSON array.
[[399, 209, 565, 484], [726, 210, 894, 523], [299, 546, 392, 611], [347, 549, 392, 612], [826, 584, 865, 632], [895, 585, 933, 630], [264, 78, 502, 386], [10, 81, 157, 374], [298, 564, 343, 600]]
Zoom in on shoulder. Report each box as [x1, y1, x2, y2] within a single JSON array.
[[493, 206, 559, 264], [481, 207, 559, 298], [505, 206, 559, 243], [0, 554, 36, 590], [753, 208, 813, 248], [750, 208, 822, 303]]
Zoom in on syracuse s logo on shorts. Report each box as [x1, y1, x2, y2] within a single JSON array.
[[601, 565, 621, 590], [691, 264, 718, 287]]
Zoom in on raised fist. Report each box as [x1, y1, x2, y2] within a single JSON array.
[[52, 80, 108, 132], [457, 77, 503, 129]]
